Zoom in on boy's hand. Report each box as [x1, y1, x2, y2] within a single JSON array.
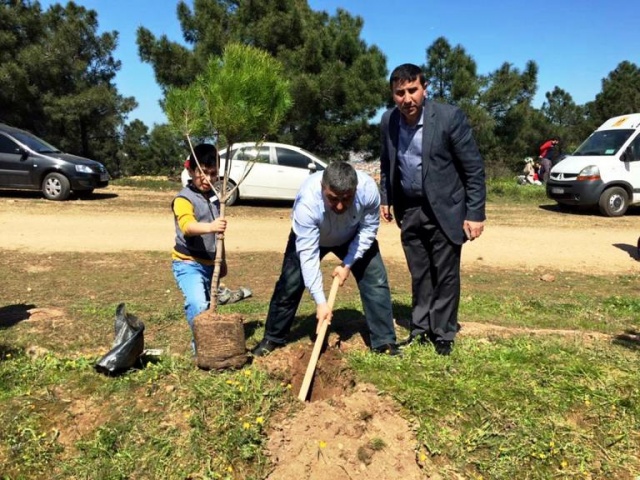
[[211, 218, 227, 233]]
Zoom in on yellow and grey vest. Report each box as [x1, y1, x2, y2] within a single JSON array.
[[172, 186, 220, 261]]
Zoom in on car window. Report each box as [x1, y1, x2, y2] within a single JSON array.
[[275, 147, 313, 169], [234, 146, 270, 163], [0, 135, 20, 154]]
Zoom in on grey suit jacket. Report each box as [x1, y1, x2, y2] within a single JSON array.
[[379, 100, 486, 245]]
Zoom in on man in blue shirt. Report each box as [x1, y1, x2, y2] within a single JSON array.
[[251, 161, 400, 356]]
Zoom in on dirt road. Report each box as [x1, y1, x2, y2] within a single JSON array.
[[1, 186, 639, 274]]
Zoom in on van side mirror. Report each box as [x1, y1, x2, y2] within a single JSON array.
[[621, 146, 636, 162], [307, 162, 317, 172]]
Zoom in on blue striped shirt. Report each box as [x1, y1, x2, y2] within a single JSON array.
[[397, 112, 424, 198], [292, 170, 380, 304]]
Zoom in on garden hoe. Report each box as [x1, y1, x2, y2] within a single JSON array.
[[298, 276, 341, 402]]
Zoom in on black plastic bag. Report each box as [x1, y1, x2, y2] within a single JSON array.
[[95, 303, 144, 375]]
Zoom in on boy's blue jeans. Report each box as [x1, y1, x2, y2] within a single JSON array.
[[172, 260, 213, 338]]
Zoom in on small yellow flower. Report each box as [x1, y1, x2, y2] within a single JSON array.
[[243, 369, 252, 376], [225, 379, 234, 385], [318, 440, 327, 449], [584, 399, 591, 406], [286, 384, 292, 390], [256, 417, 264, 425], [549, 441, 555, 448], [561, 460, 568, 469], [419, 453, 427, 462], [238, 386, 244, 392], [227, 466, 233, 472], [243, 422, 251, 430]]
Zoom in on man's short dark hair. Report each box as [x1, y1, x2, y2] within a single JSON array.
[[322, 161, 358, 193], [188, 143, 218, 170], [389, 63, 427, 90]]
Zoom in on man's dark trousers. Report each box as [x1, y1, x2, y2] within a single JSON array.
[[263, 231, 396, 349], [400, 205, 462, 342]]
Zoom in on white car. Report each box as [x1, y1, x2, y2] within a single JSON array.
[[183, 142, 327, 205]]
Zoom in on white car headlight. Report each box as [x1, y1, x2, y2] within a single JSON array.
[[75, 165, 93, 174], [577, 165, 600, 181]]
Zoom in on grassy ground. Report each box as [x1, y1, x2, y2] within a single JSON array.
[[1, 179, 639, 479]]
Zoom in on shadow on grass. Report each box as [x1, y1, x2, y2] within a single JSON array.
[[0, 344, 24, 361], [0, 303, 36, 329], [612, 329, 640, 351]]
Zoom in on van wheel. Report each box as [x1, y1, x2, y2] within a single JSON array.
[[598, 187, 628, 217], [42, 172, 71, 201]]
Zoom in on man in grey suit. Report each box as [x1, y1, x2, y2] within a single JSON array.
[[379, 63, 486, 355]]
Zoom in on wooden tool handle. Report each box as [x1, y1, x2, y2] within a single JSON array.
[[298, 276, 340, 402]]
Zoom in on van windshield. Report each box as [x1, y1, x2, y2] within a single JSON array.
[[573, 129, 634, 156], [11, 131, 61, 154]]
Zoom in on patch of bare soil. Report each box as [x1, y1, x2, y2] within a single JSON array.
[[266, 383, 423, 480], [254, 341, 422, 480]]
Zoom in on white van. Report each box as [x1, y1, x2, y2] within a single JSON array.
[[546, 113, 640, 216]]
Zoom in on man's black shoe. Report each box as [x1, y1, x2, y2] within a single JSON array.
[[399, 332, 429, 347], [372, 343, 402, 356], [250, 339, 283, 357], [434, 340, 453, 356]]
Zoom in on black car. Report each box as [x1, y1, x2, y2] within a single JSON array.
[[0, 123, 109, 200]]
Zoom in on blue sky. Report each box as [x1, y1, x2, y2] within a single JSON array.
[[40, 0, 639, 128]]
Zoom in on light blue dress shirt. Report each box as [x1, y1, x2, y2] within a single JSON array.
[[397, 112, 424, 198], [292, 170, 380, 305]]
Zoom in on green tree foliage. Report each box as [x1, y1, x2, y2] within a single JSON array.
[[120, 119, 150, 176], [165, 42, 292, 166], [137, 0, 387, 159], [0, 0, 136, 173], [147, 124, 187, 177], [587, 61, 640, 128], [475, 61, 539, 169], [425, 37, 479, 104], [541, 87, 588, 151]]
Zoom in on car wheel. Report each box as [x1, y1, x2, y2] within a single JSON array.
[[214, 178, 238, 206], [598, 187, 628, 217], [42, 172, 71, 201]]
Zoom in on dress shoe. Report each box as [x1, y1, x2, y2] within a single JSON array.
[[250, 339, 283, 357], [371, 343, 402, 356], [399, 332, 429, 347], [434, 340, 453, 356]]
